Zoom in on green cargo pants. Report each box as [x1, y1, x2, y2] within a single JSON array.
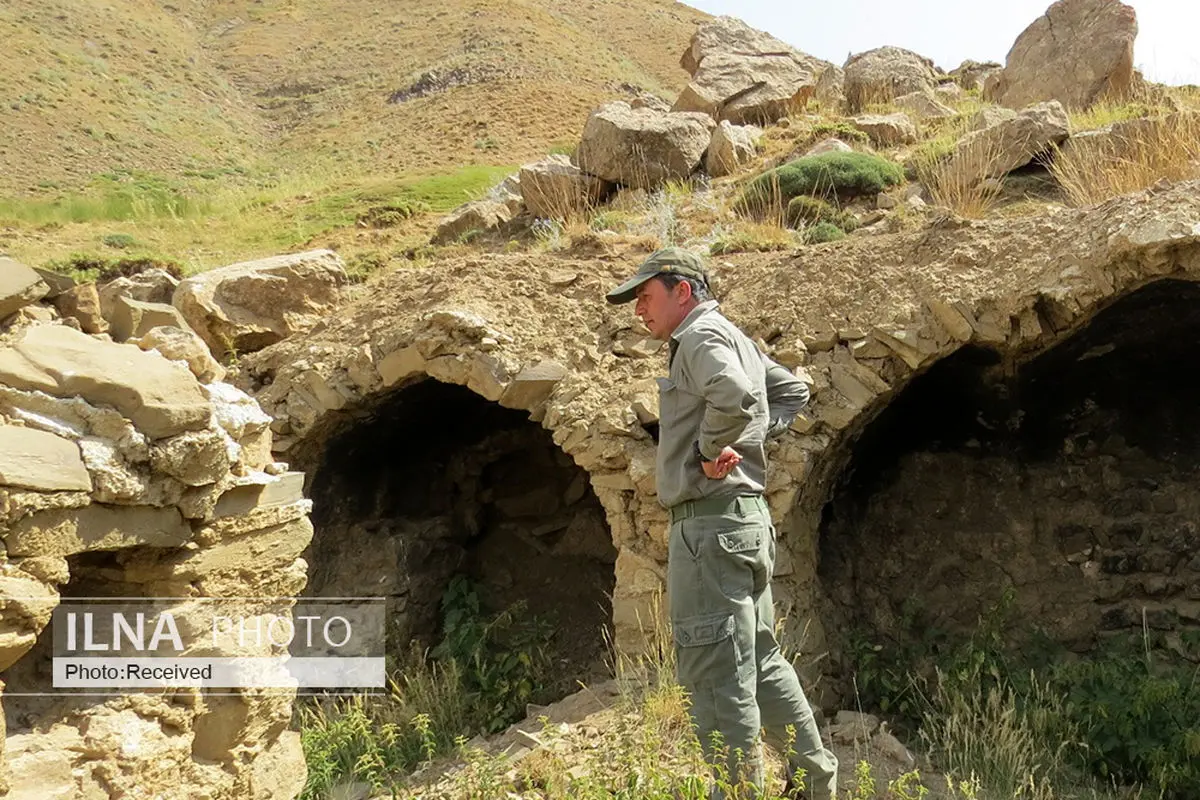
[[668, 495, 838, 800]]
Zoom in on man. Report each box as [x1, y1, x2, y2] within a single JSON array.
[[607, 247, 838, 799]]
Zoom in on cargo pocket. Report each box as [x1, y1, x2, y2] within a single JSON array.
[[674, 612, 739, 689], [715, 525, 763, 596]]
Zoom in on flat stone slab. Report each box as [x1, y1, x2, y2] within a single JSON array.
[[0, 257, 49, 318], [0, 425, 92, 492], [4, 504, 191, 557], [0, 325, 211, 439]]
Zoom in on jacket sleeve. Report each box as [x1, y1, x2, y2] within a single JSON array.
[[679, 328, 757, 460], [762, 352, 809, 438]]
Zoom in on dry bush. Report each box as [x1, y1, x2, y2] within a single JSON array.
[[914, 131, 1009, 219], [1050, 112, 1200, 206], [708, 221, 795, 255]]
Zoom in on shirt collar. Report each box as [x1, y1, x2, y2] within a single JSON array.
[[670, 299, 719, 343]]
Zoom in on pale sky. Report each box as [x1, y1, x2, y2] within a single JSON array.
[[680, 0, 1200, 86]]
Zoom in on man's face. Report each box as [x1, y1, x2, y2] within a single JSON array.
[[634, 278, 691, 340]]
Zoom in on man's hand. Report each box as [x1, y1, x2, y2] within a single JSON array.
[[701, 446, 742, 479]]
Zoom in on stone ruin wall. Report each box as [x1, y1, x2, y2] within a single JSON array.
[[3, 180, 1198, 797], [0, 321, 310, 799], [246, 181, 1200, 703]]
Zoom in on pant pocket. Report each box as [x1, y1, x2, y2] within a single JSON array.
[[674, 611, 739, 689], [714, 523, 765, 596]]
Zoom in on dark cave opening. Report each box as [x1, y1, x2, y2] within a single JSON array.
[[305, 378, 617, 695], [819, 279, 1200, 663]]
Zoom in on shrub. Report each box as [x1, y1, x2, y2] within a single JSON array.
[[1050, 636, 1200, 796], [738, 151, 903, 217], [802, 221, 846, 244], [852, 592, 1200, 799], [785, 196, 859, 232], [809, 121, 870, 144], [298, 576, 553, 798], [358, 201, 428, 228], [101, 232, 137, 249]]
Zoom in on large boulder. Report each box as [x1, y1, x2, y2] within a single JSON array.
[[843, 47, 940, 112], [0, 324, 211, 439], [173, 250, 347, 358], [0, 258, 48, 320], [946, 101, 1070, 184], [895, 89, 956, 119], [852, 112, 919, 146], [518, 155, 611, 218], [987, 0, 1138, 110], [108, 296, 191, 343], [673, 16, 824, 125], [98, 268, 179, 320], [951, 60, 1002, 92], [574, 102, 714, 190], [431, 200, 512, 245], [814, 65, 846, 112], [705, 120, 763, 177]]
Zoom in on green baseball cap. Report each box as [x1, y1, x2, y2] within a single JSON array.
[[605, 247, 711, 305]]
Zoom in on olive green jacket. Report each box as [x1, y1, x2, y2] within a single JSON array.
[[656, 300, 809, 508]]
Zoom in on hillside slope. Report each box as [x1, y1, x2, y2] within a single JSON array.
[[0, 0, 707, 196]]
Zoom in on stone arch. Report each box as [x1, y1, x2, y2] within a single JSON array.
[[792, 270, 1200, 692], [260, 307, 666, 696], [245, 185, 1200, 693], [247, 301, 678, 655]]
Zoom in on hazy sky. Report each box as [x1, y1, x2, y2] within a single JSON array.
[[680, 0, 1200, 85]]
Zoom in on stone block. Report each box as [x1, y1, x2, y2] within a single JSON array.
[[499, 360, 568, 411], [108, 296, 190, 343], [53, 283, 107, 334], [4, 504, 190, 557], [0, 257, 49, 319], [0, 325, 211, 439], [0, 425, 92, 492]]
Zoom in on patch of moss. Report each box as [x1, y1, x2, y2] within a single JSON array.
[[739, 151, 903, 215], [803, 221, 846, 244]]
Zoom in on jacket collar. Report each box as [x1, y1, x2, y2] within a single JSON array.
[[669, 299, 719, 343]]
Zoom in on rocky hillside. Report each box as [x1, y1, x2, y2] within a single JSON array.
[[0, 0, 705, 196]]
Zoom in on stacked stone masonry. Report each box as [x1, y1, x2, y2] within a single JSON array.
[[243, 181, 1200, 700], [0, 319, 311, 799]]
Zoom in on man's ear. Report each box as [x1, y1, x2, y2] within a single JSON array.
[[675, 279, 694, 303]]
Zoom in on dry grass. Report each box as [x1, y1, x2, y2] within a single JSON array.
[[914, 127, 1011, 219], [0, 0, 701, 198], [1049, 112, 1200, 207]]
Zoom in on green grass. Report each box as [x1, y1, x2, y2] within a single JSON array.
[[0, 162, 517, 272], [0, 171, 215, 225], [388, 165, 516, 213], [1068, 101, 1153, 133]]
